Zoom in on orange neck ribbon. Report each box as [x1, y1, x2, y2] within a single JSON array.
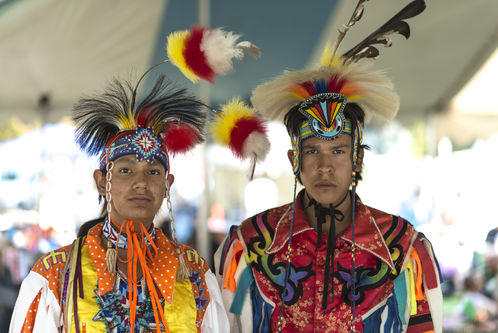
[[112, 218, 169, 333]]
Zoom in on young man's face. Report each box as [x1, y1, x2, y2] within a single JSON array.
[[289, 134, 362, 206], [94, 156, 173, 226]]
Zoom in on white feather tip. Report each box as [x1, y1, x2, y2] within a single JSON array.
[[242, 131, 270, 162]]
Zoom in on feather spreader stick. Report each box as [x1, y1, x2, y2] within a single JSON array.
[[211, 98, 270, 180], [167, 26, 261, 83]]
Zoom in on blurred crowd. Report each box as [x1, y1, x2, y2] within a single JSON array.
[[1, 124, 498, 331], [436, 226, 498, 332]]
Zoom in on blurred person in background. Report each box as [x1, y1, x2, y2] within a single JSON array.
[[215, 0, 443, 332], [0, 246, 18, 333], [484, 227, 498, 301], [459, 272, 498, 332], [9, 74, 228, 332]]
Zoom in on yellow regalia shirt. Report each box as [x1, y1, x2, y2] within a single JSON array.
[[9, 223, 229, 333]]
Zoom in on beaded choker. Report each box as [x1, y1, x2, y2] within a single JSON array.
[[102, 217, 156, 249]]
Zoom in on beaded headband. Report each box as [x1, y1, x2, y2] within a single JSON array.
[[98, 127, 169, 170]]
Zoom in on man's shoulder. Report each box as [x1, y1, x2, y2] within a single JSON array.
[[31, 243, 72, 279], [361, 203, 417, 242], [177, 243, 211, 274]]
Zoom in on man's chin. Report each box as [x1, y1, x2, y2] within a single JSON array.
[[309, 192, 347, 207]]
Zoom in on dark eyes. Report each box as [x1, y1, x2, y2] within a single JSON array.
[[118, 168, 161, 175], [304, 149, 345, 155]]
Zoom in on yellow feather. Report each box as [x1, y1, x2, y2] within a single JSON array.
[[211, 97, 254, 146], [347, 94, 363, 101], [286, 91, 307, 101], [166, 30, 200, 83], [127, 108, 137, 128], [117, 112, 133, 129], [320, 41, 334, 67], [320, 42, 343, 69]]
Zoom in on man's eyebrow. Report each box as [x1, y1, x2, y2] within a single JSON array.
[[330, 144, 349, 149]]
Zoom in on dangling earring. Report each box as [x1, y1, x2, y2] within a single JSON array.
[[165, 177, 189, 280], [104, 161, 117, 275]]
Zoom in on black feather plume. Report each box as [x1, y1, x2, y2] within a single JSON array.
[[72, 75, 207, 156], [342, 0, 426, 63], [135, 75, 207, 138]]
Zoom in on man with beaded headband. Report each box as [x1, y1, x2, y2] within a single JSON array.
[[9, 74, 230, 333], [8, 23, 263, 333], [215, 1, 442, 332]]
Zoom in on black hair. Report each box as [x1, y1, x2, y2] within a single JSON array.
[[77, 216, 105, 238]]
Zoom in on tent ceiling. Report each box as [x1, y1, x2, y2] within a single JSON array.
[[0, 0, 497, 127]]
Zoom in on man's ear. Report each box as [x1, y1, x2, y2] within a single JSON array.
[[165, 173, 175, 196], [93, 170, 106, 196], [287, 150, 295, 169], [355, 147, 364, 173]]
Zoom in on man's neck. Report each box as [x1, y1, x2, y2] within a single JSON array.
[[302, 191, 353, 237], [110, 216, 154, 232], [101, 218, 155, 281]]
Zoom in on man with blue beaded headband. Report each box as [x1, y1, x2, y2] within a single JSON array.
[[215, 0, 442, 332], [9, 74, 230, 333]]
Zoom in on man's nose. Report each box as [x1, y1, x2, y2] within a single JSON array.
[[132, 172, 148, 189], [318, 154, 334, 173]]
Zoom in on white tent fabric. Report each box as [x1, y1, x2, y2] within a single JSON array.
[[0, 0, 167, 122]]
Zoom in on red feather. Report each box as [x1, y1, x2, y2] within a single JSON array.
[[301, 81, 318, 97], [136, 106, 156, 127], [161, 125, 200, 155], [184, 25, 216, 83], [327, 74, 346, 93], [229, 117, 267, 158]]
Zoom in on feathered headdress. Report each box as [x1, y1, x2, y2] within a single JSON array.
[[166, 26, 267, 178], [73, 75, 206, 170], [251, 60, 399, 124], [73, 24, 261, 167], [167, 25, 261, 83], [251, 0, 426, 124], [210, 98, 270, 179]]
